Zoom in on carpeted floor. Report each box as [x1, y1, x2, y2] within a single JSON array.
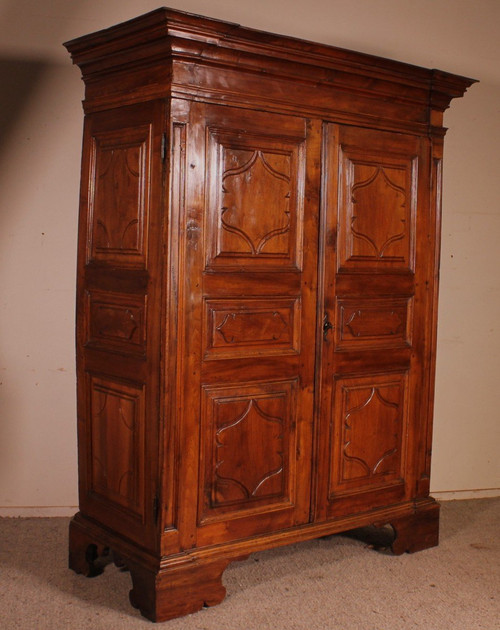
[[1, 498, 499, 629]]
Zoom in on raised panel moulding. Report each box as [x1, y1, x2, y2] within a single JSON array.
[[220, 149, 291, 255], [86, 290, 147, 355], [336, 297, 412, 350], [330, 373, 408, 498], [205, 125, 305, 270], [88, 375, 146, 521], [87, 125, 151, 267], [200, 380, 296, 522], [204, 297, 300, 359], [339, 151, 417, 271]]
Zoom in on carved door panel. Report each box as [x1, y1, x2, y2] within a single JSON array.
[[175, 101, 320, 547], [315, 124, 433, 519], [76, 101, 165, 549]]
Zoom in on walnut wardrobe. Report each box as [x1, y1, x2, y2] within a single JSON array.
[[64, 8, 475, 622]]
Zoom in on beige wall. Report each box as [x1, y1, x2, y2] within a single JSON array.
[[0, 0, 498, 515]]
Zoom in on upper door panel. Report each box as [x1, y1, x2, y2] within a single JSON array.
[[204, 124, 305, 271], [337, 126, 419, 273]]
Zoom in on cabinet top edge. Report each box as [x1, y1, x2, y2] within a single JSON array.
[[63, 6, 477, 100]]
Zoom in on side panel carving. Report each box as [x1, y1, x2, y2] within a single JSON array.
[[330, 373, 408, 498], [87, 124, 151, 266], [204, 297, 300, 359], [86, 290, 147, 355], [200, 381, 296, 522], [88, 375, 146, 521]]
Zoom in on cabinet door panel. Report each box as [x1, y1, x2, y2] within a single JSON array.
[[205, 126, 304, 270], [175, 102, 320, 547], [199, 380, 297, 524], [327, 373, 408, 514], [337, 151, 417, 271], [316, 124, 433, 520]]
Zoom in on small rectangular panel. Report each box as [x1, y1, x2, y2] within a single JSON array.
[[87, 124, 151, 267], [199, 380, 297, 523], [329, 372, 408, 499], [336, 298, 412, 350], [85, 290, 147, 355], [88, 375, 146, 521], [205, 126, 305, 270], [204, 297, 300, 359]]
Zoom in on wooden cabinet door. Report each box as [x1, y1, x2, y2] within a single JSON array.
[[173, 101, 321, 547], [315, 124, 435, 520]]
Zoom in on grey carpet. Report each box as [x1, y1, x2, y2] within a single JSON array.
[[1, 498, 499, 629]]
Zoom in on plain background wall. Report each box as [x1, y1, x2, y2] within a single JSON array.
[[0, 0, 498, 516]]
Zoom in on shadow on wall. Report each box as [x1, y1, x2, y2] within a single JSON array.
[[0, 54, 79, 493], [0, 57, 51, 148], [0, 56, 51, 380], [0, 56, 49, 477]]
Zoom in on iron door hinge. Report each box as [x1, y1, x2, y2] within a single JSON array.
[[161, 133, 167, 161], [153, 493, 160, 524]]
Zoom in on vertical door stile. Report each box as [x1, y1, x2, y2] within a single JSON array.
[[414, 133, 443, 499], [175, 100, 206, 551], [313, 122, 339, 521], [160, 101, 189, 555]]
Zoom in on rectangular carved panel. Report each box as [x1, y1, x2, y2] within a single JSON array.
[[204, 297, 300, 359], [88, 375, 146, 521], [205, 126, 305, 270], [87, 124, 151, 267], [337, 127, 418, 272], [200, 380, 297, 523], [85, 290, 147, 355], [329, 373, 408, 499], [336, 298, 412, 350]]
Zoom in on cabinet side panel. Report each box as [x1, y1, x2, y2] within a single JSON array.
[[75, 101, 166, 551], [87, 375, 146, 521], [86, 125, 150, 266]]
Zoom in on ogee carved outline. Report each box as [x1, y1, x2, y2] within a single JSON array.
[[350, 165, 407, 259], [214, 398, 285, 503], [343, 386, 400, 479], [220, 149, 291, 255]]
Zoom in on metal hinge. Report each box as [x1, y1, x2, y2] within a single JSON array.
[[153, 493, 160, 524], [161, 133, 167, 161]]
